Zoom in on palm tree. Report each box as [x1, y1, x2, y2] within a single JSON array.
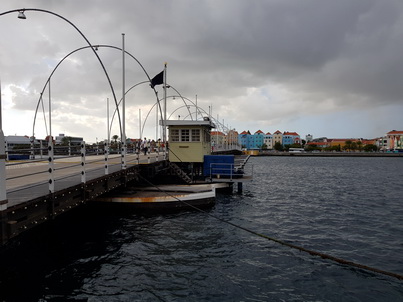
[[112, 135, 119, 149]]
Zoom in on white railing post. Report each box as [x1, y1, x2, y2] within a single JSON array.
[[48, 138, 55, 193], [81, 141, 86, 183], [104, 142, 109, 175], [148, 148, 151, 164], [0, 129, 8, 211], [4, 138, 8, 161], [40, 140, 43, 159], [121, 141, 127, 170], [30, 137, 35, 160]]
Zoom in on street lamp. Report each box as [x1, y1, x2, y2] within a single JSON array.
[[1, 8, 121, 142], [31, 44, 156, 148], [1, 7, 121, 192], [17, 10, 26, 19]]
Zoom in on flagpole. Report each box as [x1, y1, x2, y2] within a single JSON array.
[[163, 62, 167, 144], [121, 33, 126, 169], [195, 94, 198, 121], [139, 108, 141, 139]]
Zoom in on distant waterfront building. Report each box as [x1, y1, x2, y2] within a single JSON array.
[[55, 133, 83, 145], [251, 130, 265, 149], [211, 131, 226, 150], [5, 135, 35, 150], [263, 132, 273, 149], [386, 130, 403, 151], [306, 134, 313, 143], [376, 137, 388, 151], [238, 130, 251, 149], [226, 129, 239, 148], [273, 130, 282, 146], [282, 131, 301, 146]]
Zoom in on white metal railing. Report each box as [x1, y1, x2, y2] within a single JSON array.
[[1, 143, 166, 210], [208, 162, 253, 180], [211, 143, 242, 153]]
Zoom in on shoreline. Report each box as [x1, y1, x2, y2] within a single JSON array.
[[253, 151, 403, 157]]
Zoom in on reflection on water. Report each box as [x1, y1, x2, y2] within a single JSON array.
[[0, 156, 403, 301]]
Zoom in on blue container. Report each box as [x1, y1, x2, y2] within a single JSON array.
[[8, 154, 30, 160], [203, 155, 235, 177]]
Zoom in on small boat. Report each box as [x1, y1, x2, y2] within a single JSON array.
[[95, 183, 229, 211]]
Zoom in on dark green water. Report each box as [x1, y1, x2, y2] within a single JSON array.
[[1, 156, 402, 301]]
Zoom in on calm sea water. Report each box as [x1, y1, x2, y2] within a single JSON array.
[[1, 156, 403, 301]]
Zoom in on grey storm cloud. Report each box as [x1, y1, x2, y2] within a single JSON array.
[[1, 0, 403, 140]]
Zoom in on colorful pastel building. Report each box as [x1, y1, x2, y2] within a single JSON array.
[[386, 130, 403, 151], [273, 130, 282, 146], [282, 131, 301, 146], [263, 132, 273, 149], [238, 130, 251, 149]]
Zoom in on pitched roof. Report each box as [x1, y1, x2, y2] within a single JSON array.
[[273, 130, 282, 134], [211, 131, 225, 136], [387, 130, 403, 135], [283, 131, 299, 136]]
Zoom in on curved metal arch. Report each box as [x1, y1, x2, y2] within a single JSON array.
[[108, 80, 149, 138], [140, 89, 198, 139], [31, 44, 158, 141], [0, 8, 124, 139]]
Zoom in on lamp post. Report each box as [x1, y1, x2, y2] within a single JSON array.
[[121, 33, 126, 169], [0, 81, 7, 211], [31, 44, 155, 151], [0, 8, 121, 193], [1, 8, 122, 152]]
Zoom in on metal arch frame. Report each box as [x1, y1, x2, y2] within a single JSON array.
[[137, 85, 193, 139], [0, 8, 125, 139], [30, 44, 159, 143], [108, 80, 149, 139]]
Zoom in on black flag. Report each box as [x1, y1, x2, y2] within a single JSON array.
[[150, 70, 164, 88]]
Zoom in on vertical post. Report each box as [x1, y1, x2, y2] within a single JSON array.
[[5, 135, 9, 161], [81, 141, 86, 183], [105, 97, 110, 175], [104, 141, 109, 175], [163, 63, 167, 145], [237, 182, 243, 194], [48, 137, 55, 193], [49, 79, 52, 139], [0, 149, 6, 209], [30, 137, 35, 160], [156, 99, 158, 144], [121, 33, 127, 170], [40, 140, 43, 159], [0, 81, 7, 210]]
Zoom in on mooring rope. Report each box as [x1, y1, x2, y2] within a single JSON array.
[[138, 175, 403, 281]]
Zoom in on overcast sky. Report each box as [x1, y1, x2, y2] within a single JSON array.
[[1, 0, 403, 143]]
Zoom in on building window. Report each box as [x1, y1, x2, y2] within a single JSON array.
[[192, 129, 201, 142], [181, 129, 190, 141], [171, 129, 180, 142]]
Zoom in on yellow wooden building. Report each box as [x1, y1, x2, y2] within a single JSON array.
[[165, 118, 216, 163]]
